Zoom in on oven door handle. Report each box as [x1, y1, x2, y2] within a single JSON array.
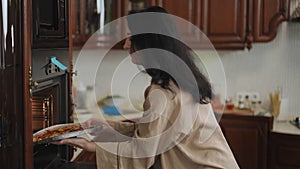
[[0, 41, 4, 69], [0, 30, 4, 70], [0, 113, 3, 147], [0, 0, 4, 70]]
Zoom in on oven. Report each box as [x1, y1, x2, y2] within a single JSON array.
[[31, 48, 73, 169], [32, 73, 71, 169], [31, 48, 97, 168]]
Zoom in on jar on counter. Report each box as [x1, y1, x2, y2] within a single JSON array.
[[225, 98, 235, 110]]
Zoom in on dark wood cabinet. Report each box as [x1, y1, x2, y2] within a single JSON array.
[[268, 132, 300, 169], [72, 0, 98, 47], [148, 0, 201, 31], [0, 0, 29, 168], [72, 0, 129, 49], [1, 0, 73, 168], [148, 0, 247, 49], [32, 0, 69, 48], [72, 0, 289, 50], [252, 0, 289, 42], [150, 0, 289, 50], [200, 0, 248, 49], [218, 113, 273, 169]]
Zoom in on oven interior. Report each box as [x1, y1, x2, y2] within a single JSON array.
[[32, 74, 72, 169]]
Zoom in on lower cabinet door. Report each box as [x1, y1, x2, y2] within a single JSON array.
[[219, 114, 273, 169], [268, 132, 300, 169]]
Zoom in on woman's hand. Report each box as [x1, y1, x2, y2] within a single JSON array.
[[54, 138, 96, 152], [82, 118, 117, 136]]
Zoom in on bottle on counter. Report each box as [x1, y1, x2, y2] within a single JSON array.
[[85, 85, 95, 111], [75, 82, 87, 109], [244, 95, 252, 110], [237, 94, 245, 109], [254, 100, 267, 116], [238, 101, 244, 109], [251, 101, 257, 112]]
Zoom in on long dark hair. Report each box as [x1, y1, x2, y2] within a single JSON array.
[[127, 6, 213, 104]]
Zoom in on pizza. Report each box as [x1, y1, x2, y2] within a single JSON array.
[[33, 124, 84, 143]]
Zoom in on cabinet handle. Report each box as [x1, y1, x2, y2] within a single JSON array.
[[0, 0, 4, 70], [58, 0, 65, 20], [0, 34, 4, 69], [35, 21, 39, 36], [0, 113, 3, 147]]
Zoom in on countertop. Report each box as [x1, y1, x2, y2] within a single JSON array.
[[216, 108, 300, 136], [272, 120, 300, 135], [71, 106, 300, 163]]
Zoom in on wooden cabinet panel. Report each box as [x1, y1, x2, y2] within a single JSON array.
[[201, 0, 247, 49], [0, 68, 24, 169], [219, 114, 273, 169], [147, 0, 203, 48], [0, 1, 25, 168], [32, 0, 69, 48], [149, 0, 247, 49], [268, 132, 300, 169], [72, 0, 129, 49], [149, 0, 200, 26], [72, 0, 289, 50], [149, 0, 288, 49], [253, 0, 289, 42]]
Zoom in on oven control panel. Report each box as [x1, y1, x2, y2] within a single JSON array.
[[32, 49, 69, 82], [45, 57, 67, 75]]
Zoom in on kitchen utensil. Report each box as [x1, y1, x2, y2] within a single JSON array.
[[269, 90, 281, 117]]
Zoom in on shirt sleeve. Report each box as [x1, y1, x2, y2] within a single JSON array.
[[111, 121, 136, 137], [96, 85, 178, 169]]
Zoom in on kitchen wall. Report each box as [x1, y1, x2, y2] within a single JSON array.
[[73, 21, 300, 118], [219, 21, 300, 118]]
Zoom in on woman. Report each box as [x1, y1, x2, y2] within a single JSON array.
[[58, 6, 239, 169]]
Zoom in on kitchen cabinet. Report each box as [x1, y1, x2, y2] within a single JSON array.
[[252, 0, 289, 42], [72, 0, 289, 50], [1, 0, 73, 168], [147, 0, 247, 49], [72, 0, 129, 49], [218, 113, 273, 169], [72, 0, 99, 47], [32, 0, 69, 48], [200, 0, 248, 49], [0, 0, 30, 168], [268, 132, 300, 169], [148, 0, 289, 50]]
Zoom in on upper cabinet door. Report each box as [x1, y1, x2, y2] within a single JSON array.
[[32, 0, 69, 48], [252, 0, 289, 42], [71, 0, 289, 50], [148, 0, 205, 48], [72, 0, 130, 49], [149, 0, 288, 50], [149, 0, 248, 50], [201, 0, 247, 49], [148, 0, 201, 27]]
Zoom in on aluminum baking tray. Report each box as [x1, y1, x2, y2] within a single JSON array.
[[33, 123, 103, 145]]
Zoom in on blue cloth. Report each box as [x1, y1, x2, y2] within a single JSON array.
[[102, 106, 121, 115]]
